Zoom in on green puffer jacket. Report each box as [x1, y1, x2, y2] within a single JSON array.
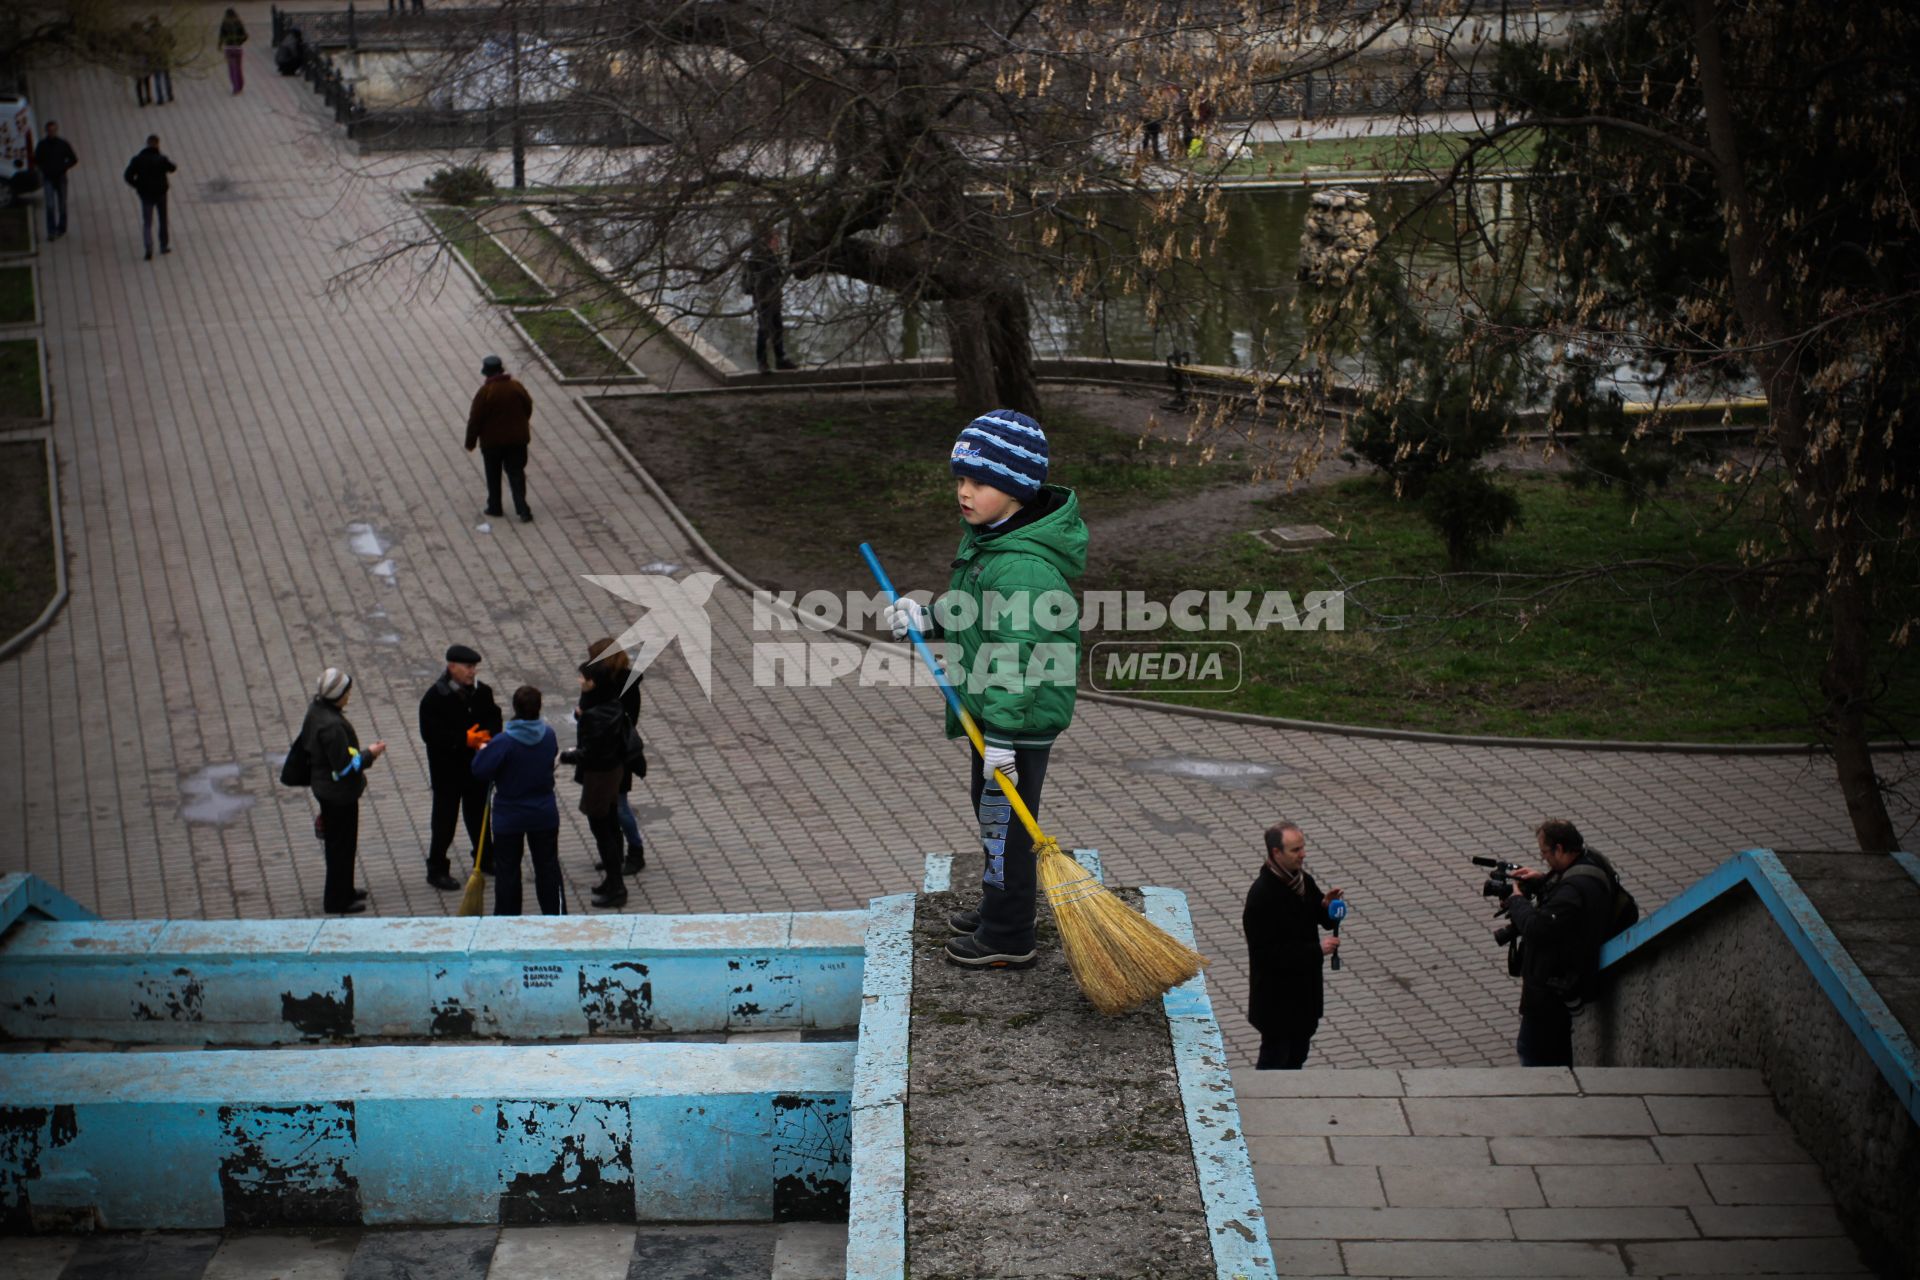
[[939, 485, 1087, 749]]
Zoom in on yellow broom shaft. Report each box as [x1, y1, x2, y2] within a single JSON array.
[[953, 705, 1049, 851]]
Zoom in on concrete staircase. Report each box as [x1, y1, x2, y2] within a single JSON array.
[[1234, 1066, 1871, 1277], [1, 1222, 844, 1280]]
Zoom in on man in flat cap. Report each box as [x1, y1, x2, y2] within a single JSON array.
[[465, 354, 535, 523], [419, 643, 504, 890]]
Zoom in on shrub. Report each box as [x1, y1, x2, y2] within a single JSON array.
[[1421, 465, 1525, 568], [425, 164, 495, 206]]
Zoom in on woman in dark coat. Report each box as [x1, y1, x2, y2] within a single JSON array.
[[1241, 822, 1344, 1069], [299, 668, 386, 914], [471, 685, 562, 915], [560, 659, 643, 908]]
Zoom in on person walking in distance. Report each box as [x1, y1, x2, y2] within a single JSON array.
[[560, 657, 646, 909], [33, 123, 77, 241], [298, 668, 386, 915], [471, 686, 564, 915], [123, 134, 175, 261], [465, 354, 535, 523], [1242, 822, 1345, 1069], [417, 643, 503, 892], [743, 229, 799, 373], [218, 9, 249, 94]]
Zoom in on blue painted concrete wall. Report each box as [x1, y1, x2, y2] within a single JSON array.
[[0, 911, 866, 1045], [0, 1042, 852, 1230]]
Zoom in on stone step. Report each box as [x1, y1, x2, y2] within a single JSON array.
[[0, 1223, 846, 1280], [1241, 1067, 1873, 1277]]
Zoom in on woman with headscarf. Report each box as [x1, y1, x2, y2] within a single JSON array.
[[297, 667, 386, 914]]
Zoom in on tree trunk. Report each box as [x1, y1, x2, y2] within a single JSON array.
[[1689, 0, 1896, 851], [945, 290, 1042, 419], [943, 296, 999, 418], [988, 291, 1042, 416]]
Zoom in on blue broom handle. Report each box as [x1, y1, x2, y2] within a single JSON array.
[[858, 542, 970, 725]]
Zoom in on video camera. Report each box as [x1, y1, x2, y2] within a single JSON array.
[[1471, 856, 1532, 901], [1471, 857, 1539, 949]]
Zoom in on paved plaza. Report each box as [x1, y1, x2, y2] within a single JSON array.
[[0, 11, 1908, 1069]]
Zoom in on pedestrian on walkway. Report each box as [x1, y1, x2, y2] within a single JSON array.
[[33, 123, 77, 241], [743, 230, 798, 373], [298, 668, 386, 915], [219, 9, 249, 94], [145, 18, 176, 105], [123, 134, 175, 261], [884, 409, 1087, 971], [588, 637, 647, 873], [560, 657, 645, 909], [471, 685, 564, 916], [417, 642, 502, 891], [1242, 822, 1345, 1069], [465, 354, 535, 522]]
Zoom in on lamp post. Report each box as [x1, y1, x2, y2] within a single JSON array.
[[510, 14, 526, 190]]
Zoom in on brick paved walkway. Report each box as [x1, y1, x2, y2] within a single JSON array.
[[0, 11, 1907, 1069]]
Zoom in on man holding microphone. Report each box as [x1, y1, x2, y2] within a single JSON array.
[[1242, 821, 1345, 1069]]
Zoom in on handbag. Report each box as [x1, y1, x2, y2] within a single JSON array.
[[280, 731, 313, 787]]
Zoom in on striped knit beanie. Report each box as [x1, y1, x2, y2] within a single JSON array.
[[950, 410, 1048, 503], [315, 667, 352, 703]]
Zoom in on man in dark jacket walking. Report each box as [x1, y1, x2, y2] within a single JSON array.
[[299, 668, 386, 914], [1242, 822, 1345, 1069], [33, 123, 77, 240], [418, 643, 503, 890], [465, 354, 534, 522], [1499, 819, 1615, 1067], [471, 685, 563, 915], [122, 134, 175, 260]]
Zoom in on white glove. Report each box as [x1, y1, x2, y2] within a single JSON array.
[[982, 745, 1016, 782], [886, 596, 930, 640]]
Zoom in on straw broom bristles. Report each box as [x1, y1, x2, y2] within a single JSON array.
[[1037, 837, 1207, 1015]]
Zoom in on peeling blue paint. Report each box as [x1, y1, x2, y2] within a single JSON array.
[[844, 894, 913, 1280], [1143, 886, 1277, 1280]]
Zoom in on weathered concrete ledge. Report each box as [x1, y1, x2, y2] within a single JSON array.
[[844, 855, 1271, 1280], [1576, 847, 1920, 1276], [0, 1041, 852, 1231], [0, 907, 866, 1044]]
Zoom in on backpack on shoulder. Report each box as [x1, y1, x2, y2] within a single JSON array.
[[1565, 849, 1640, 938]]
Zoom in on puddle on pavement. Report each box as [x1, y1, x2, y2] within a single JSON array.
[[1124, 756, 1294, 790], [179, 763, 256, 826], [346, 522, 389, 558], [638, 561, 682, 575]]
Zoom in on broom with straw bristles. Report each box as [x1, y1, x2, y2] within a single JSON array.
[[861, 543, 1206, 1015], [456, 791, 493, 917]]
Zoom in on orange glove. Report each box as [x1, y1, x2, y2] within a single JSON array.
[[465, 725, 493, 750]]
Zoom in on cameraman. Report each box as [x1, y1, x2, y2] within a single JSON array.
[[1497, 819, 1613, 1068]]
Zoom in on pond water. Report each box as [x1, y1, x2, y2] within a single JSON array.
[[595, 185, 1423, 373]]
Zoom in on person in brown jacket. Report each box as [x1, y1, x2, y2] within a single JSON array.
[[466, 354, 535, 522]]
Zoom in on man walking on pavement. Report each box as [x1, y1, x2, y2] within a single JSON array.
[[465, 355, 535, 523], [744, 230, 799, 374], [122, 134, 175, 260], [418, 643, 503, 891], [33, 123, 77, 240]]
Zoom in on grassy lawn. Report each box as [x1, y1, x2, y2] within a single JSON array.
[[515, 308, 635, 379], [0, 207, 30, 255], [512, 213, 667, 340], [1111, 473, 1919, 741], [1203, 129, 1540, 180], [0, 338, 40, 421], [0, 266, 34, 325], [422, 206, 549, 304], [0, 441, 57, 644]]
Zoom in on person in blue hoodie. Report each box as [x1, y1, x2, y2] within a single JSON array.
[[471, 685, 563, 915]]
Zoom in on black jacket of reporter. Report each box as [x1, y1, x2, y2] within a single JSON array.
[[1503, 853, 1614, 1016]]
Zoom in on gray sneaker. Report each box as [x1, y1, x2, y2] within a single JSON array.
[[947, 908, 981, 935]]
